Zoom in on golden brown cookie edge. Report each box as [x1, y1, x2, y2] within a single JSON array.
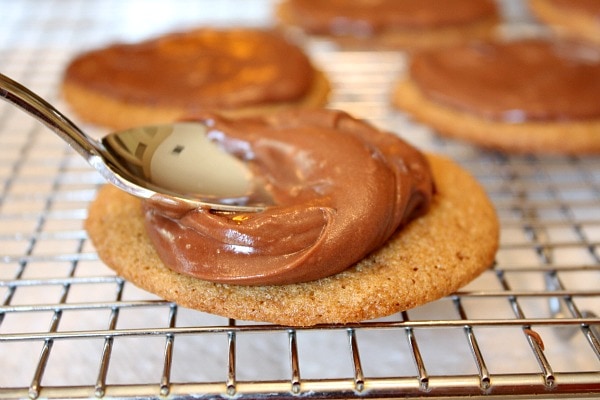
[[393, 78, 600, 155], [275, 0, 499, 50], [62, 65, 330, 131], [529, 0, 600, 46]]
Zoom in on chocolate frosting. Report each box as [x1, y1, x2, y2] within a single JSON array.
[[64, 29, 314, 109], [548, 0, 600, 17], [142, 110, 433, 285], [285, 0, 497, 34], [410, 40, 600, 121]]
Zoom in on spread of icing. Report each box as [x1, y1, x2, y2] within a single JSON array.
[[142, 109, 433, 285], [64, 29, 314, 109], [284, 0, 497, 35], [547, 0, 600, 16], [410, 40, 600, 122]]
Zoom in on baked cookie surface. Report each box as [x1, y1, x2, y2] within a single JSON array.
[[86, 154, 498, 326], [393, 40, 600, 154], [62, 28, 330, 130], [277, 0, 499, 49]]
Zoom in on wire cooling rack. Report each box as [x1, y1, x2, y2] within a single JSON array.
[[1, 1, 599, 399]]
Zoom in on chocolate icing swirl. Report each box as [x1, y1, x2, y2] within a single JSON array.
[[64, 29, 314, 110], [143, 110, 433, 285]]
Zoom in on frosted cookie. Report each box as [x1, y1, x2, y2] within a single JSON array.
[[277, 0, 499, 49], [393, 39, 600, 154], [62, 28, 330, 130], [85, 109, 498, 326], [530, 0, 600, 45]]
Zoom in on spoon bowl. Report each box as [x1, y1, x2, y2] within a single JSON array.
[[0, 73, 268, 212]]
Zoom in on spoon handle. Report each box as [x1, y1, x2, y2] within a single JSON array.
[[0, 73, 101, 161]]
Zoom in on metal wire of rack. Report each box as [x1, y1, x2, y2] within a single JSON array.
[[1, 0, 599, 399]]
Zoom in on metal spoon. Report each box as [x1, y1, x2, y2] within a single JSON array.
[[0, 73, 269, 212]]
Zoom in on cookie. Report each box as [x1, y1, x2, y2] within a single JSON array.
[[393, 40, 600, 154], [85, 154, 498, 326], [529, 0, 600, 45], [62, 28, 330, 130], [276, 0, 499, 49]]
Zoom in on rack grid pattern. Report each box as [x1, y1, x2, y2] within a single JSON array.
[[1, 1, 599, 398]]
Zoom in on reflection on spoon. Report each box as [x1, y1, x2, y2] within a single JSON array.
[[0, 73, 270, 212], [103, 122, 256, 203]]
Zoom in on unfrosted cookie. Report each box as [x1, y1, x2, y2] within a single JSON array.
[[530, 0, 600, 45], [393, 40, 600, 154], [62, 28, 330, 130], [85, 154, 498, 326], [276, 0, 499, 49]]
